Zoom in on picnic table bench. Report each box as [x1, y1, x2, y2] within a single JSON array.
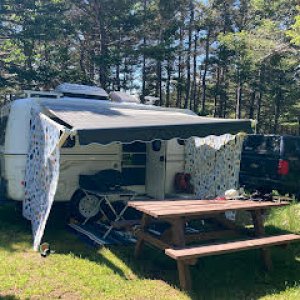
[[128, 199, 300, 290]]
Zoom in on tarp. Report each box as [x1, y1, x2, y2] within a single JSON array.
[[41, 100, 252, 145]]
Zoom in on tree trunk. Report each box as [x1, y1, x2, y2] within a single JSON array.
[[274, 72, 283, 134], [156, 21, 163, 106], [123, 57, 128, 90], [94, 1, 108, 89], [249, 89, 256, 119], [79, 40, 87, 80], [256, 66, 265, 132], [24, 40, 34, 75], [141, 40, 146, 102], [159, 61, 162, 105], [116, 27, 121, 91], [214, 66, 220, 117], [197, 66, 202, 113], [166, 59, 171, 107], [184, 0, 194, 109], [89, 49, 95, 83], [235, 68, 242, 119], [192, 30, 198, 112], [219, 66, 227, 118], [201, 27, 210, 114], [176, 24, 183, 108], [236, 83, 242, 119], [156, 61, 162, 105], [141, 0, 147, 103], [129, 64, 134, 93]]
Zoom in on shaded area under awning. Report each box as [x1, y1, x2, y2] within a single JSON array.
[[41, 100, 253, 145]]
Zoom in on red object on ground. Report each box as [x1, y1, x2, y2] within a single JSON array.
[[175, 173, 193, 193], [278, 159, 289, 175]]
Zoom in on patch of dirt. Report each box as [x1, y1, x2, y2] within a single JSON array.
[[48, 290, 81, 300], [30, 290, 81, 300]]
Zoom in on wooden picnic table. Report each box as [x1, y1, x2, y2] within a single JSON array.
[[128, 199, 300, 290]]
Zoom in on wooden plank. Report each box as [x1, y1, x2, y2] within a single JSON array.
[[134, 214, 152, 258], [185, 230, 239, 243], [251, 210, 265, 236], [169, 217, 191, 291], [129, 200, 245, 211], [128, 200, 288, 209], [251, 210, 272, 270], [128, 200, 230, 207], [170, 217, 186, 247], [149, 202, 288, 219], [135, 229, 170, 250], [161, 201, 286, 212], [165, 234, 300, 260], [111, 219, 141, 229], [212, 215, 250, 235], [153, 201, 287, 212], [161, 228, 173, 244], [177, 261, 192, 290], [129, 202, 235, 212], [128, 201, 288, 218]]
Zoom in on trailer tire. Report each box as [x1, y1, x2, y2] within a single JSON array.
[[70, 190, 102, 223]]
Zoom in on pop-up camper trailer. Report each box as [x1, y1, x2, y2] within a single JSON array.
[[0, 84, 252, 249]]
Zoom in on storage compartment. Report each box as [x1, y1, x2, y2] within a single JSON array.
[[122, 142, 147, 194]]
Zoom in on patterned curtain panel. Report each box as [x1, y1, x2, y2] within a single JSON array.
[[185, 134, 245, 199], [23, 108, 61, 250]]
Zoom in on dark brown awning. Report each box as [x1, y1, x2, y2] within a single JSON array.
[[41, 100, 252, 145]]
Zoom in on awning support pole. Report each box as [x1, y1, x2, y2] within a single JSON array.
[[57, 129, 73, 149]]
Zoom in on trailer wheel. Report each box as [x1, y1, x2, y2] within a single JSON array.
[[70, 190, 102, 223]]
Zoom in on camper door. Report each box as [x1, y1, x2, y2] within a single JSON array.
[[146, 141, 166, 199]]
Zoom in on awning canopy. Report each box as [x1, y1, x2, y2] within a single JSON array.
[[41, 100, 252, 145]]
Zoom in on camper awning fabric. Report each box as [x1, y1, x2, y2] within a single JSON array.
[[41, 101, 252, 145]]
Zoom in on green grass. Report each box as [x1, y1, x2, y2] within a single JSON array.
[[0, 203, 300, 299]]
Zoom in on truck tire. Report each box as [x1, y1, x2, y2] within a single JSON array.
[[70, 189, 102, 223]]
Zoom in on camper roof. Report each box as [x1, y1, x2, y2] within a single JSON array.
[[55, 83, 109, 100], [38, 98, 252, 145]]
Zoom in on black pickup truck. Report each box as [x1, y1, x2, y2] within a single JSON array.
[[239, 135, 300, 199]]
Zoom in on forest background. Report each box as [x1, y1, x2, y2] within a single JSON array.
[[0, 0, 299, 134]]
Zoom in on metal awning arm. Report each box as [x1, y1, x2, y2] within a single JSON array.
[[57, 129, 77, 149]]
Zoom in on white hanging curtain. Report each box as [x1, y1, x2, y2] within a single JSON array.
[[185, 134, 245, 199], [23, 108, 61, 250]]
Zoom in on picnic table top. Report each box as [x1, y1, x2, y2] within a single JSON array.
[[128, 199, 289, 219]]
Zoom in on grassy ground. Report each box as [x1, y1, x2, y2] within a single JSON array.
[[0, 203, 300, 300]]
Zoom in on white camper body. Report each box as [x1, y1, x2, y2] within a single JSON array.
[[0, 97, 186, 203]]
